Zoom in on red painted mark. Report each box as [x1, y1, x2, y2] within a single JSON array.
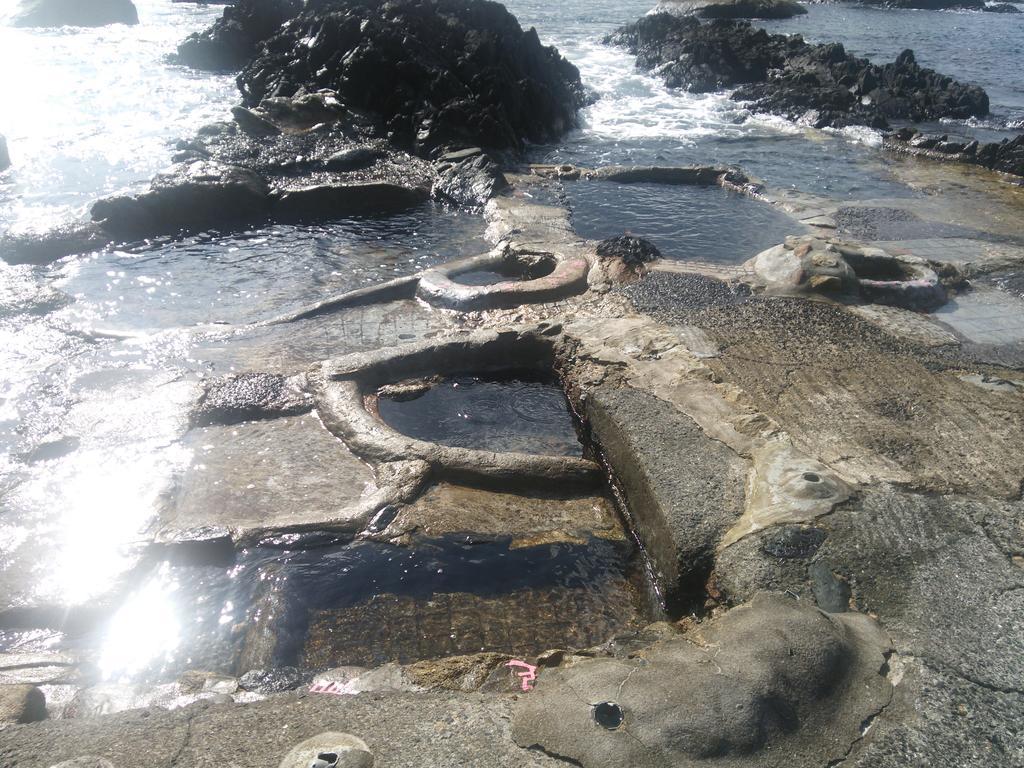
[[506, 660, 538, 692]]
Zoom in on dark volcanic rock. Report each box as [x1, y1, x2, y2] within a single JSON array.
[[90, 160, 271, 239], [175, 0, 302, 71], [432, 152, 508, 210], [606, 15, 989, 129], [0, 224, 110, 266], [885, 128, 1024, 180], [595, 235, 662, 266], [983, 2, 1021, 10], [11, 0, 139, 27], [236, 0, 586, 153]]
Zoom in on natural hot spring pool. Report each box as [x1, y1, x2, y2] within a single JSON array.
[[566, 181, 806, 264], [377, 375, 584, 457]]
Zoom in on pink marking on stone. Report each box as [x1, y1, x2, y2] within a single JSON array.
[[506, 660, 538, 691]]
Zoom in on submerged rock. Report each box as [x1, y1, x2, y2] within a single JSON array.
[[0, 223, 109, 266], [656, 0, 808, 19], [174, 0, 302, 71], [606, 16, 989, 129], [10, 0, 139, 27], [236, 0, 586, 153]]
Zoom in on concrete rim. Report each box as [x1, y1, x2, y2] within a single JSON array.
[[416, 247, 590, 311], [315, 326, 602, 489]]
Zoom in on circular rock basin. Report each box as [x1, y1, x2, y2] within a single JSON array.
[[451, 258, 557, 286], [377, 375, 584, 457], [567, 181, 806, 264]]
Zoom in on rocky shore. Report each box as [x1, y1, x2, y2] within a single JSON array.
[[2, 3, 1024, 767], [606, 14, 989, 129], [1, 0, 582, 264], [885, 128, 1024, 180]]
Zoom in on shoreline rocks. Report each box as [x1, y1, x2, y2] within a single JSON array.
[[235, 0, 586, 154], [174, 0, 302, 71], [885, 127, 1024, 179], [606, 15, 989, 129], [10, 0, 139, 27]]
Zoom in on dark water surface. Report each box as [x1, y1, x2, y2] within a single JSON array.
[[378, 376, 584, 457]]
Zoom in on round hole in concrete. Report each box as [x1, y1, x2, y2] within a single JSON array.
[[593, 701, 624, 730], [803, 472, 822, 483]]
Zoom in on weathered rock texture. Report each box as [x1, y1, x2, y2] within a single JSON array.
[[513, 593, 892, 768], [10, 0, 138, 27], [235, 0, 586, 152], [606, 15, 989, 129], [175, 0, 302, 71], [885, 128, 1024, 180], [586, 386, 748, 608]]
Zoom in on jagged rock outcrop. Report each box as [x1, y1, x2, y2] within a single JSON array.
[[606, 15, 989, 129], [885, 128, 1024, 179], [235, 0, 586, 153], [174, 0, 302, 71], [10, 0, 139, 27]]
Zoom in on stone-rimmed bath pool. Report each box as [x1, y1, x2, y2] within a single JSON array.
[[567, 180, 807, 264]]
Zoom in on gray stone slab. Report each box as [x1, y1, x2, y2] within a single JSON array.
[[932, 287, 1024, 345], [586, 386, 747, 606], [162, 414, 378, 541], [0, 691, 566, 767]]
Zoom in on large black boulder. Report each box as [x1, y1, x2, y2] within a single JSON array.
[[235, 0, 586, 153], [606, 15, 989, 130], [175, 0, 302, 71], [10, 0, 139, 27]]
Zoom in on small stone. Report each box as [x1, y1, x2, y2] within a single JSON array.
[[277, 733, 374, 768]]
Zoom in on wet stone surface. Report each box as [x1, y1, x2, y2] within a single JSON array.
[[377, 376, 584, 457], [162, 413, 378, 541]]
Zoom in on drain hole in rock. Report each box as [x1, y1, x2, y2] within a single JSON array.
[[845, 253, 914, 282], [594, 701, 624, 730], [452, 256, 557, 286], [377, 374, 584, 457], [803, 472, 821, 483]]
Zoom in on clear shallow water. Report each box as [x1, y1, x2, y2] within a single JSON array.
[[378, 376, 584, 457], [567, 181, 808, 263], [55, 206, 488, 330]]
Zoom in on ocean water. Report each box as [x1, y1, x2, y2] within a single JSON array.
[[1, 0, 1022, 684]]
